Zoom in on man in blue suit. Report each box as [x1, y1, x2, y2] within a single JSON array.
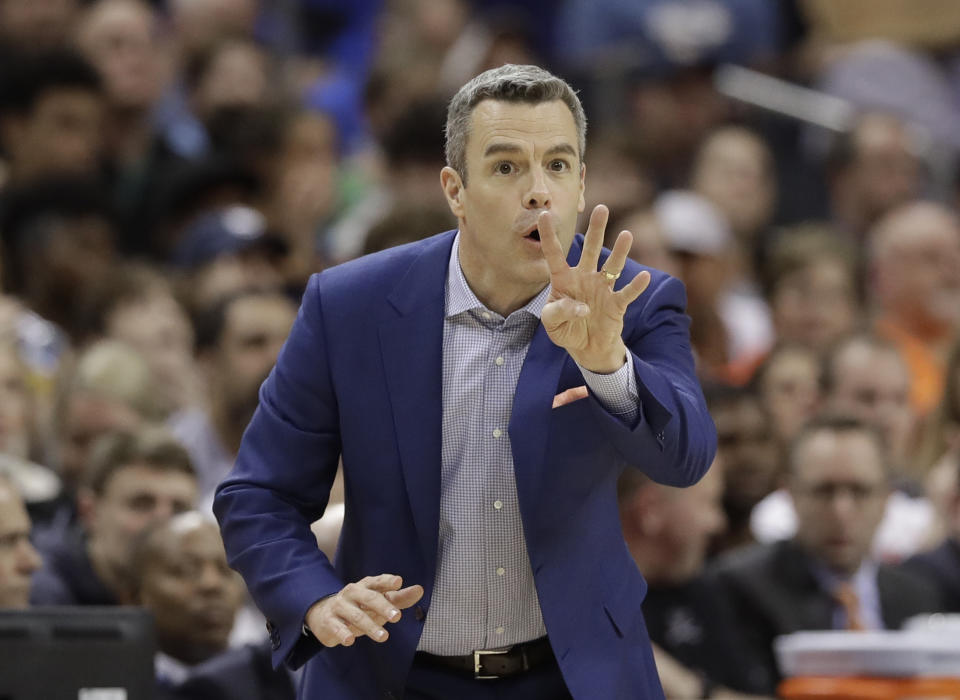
[[214, 64, 716, 699]]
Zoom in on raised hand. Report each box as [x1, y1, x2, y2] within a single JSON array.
[[540, 205, 651, 373]]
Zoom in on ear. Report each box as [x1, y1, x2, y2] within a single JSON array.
[[440, 166, 466, 219], [578, 162, 586, 213]]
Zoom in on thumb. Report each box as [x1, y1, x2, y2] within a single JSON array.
[[384, 584, 425, 610], [541, 297, 589, 330]]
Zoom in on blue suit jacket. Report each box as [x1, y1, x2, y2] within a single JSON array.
[[214, 231, 716, 700]]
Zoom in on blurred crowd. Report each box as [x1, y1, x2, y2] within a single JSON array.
[[1, 0, 960, 698]]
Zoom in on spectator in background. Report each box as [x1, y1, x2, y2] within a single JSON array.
[[752, 343, 821, 450], [712, 415, 942, 696], [0, 49, 104, 188], [325, 97, 452, 262], [33, 340, 155, 549], [170, 206, 288, 313], [170, 289, 296, 503], [93, 264, 205, 417], [869, 200, 960, 418], [752, 333, 934, 563], [902, 451, 960, 613], [0, 471, 42, 609], [826, 112, 927, 243], [619, 461, 770, 697], [0, 0, 81, 54], [187, 38, 275, 133], [691, 124, 777, 276], [763, 226, 859, 354], [580, 131, 655, 233], [74, 0, 188, 256], [122, 511, 290, 700], [0, 340, 63, 522], [0, 176, 118, 343], [706, 384, 780, 557], [653, 190, 773, 378], [32, 426, 198, 606]]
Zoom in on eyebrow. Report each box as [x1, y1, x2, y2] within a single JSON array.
[[482, 142, 578, 159]]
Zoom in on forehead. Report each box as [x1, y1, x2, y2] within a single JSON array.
[[102, 463, 195, 495], [148, 523, 225, 566], [794, 430, 884, 481], [0, 492, 29, 535], [466, 99, 579, 157], [833, 344, 907, 386]]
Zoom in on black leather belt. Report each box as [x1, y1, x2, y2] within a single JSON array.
[[415, 637, 555, 680]]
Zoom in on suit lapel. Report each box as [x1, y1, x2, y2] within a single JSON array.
[[509, 237, 584, 515], [379, 234, 453, 578]]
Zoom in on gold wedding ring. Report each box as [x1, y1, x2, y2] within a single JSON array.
[[601, 268, 621, 282]]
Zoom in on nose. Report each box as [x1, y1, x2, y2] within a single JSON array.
[[523, 169, 551, 210], [196, 562, 228, 594], [18, 539, 42, 574]]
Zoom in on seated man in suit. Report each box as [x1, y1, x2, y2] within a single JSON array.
[[124, 511, 294, 700], [0, 471, 42, 608], [712, 414, 942, 695], [903, 452, 960, 611]]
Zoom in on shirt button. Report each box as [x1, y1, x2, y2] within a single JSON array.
[[493, 500, 503, 510], [495, 356, 504, 366], [496, 567, 505, 576], [482, 312, 492, 320], [495, 626, 504, 635], [492, 428, 502, 438]]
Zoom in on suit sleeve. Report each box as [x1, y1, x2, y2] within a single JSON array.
[[213, 273, 344, 669], [588, 272, 716, 486]]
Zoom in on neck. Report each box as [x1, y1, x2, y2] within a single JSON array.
[[210, 396, 248, 456], [86, 539, 122, 598], [106, 107, 153, 168], [456, 247, 545, 318]]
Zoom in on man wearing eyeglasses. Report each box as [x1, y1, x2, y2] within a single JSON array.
[[710, 414, 942, 695]]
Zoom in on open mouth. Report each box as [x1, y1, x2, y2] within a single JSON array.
[[525, 229, 541, 242]]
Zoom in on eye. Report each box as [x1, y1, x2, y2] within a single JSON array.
[[549, 159, 570, 172], [495, 162, 515, 175]]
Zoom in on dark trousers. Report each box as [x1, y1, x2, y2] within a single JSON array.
[[404, 654, 573, 700]]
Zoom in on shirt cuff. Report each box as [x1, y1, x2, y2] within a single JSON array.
[[577, 353, 639, 419]]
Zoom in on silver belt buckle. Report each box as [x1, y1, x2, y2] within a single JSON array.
[[473, 648, 510, 680]]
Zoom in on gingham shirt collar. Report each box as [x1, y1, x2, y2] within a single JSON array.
[[445, 233, 550, 320]]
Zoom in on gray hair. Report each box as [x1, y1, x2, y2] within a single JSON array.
[[445, 64, 587, 183]]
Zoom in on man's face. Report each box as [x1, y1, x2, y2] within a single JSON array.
[[4, 90, 104, 181], [773, 261, 857, 351], [60, 393, 141, 490], [790, 430, 889, 575], [692, 129, 774, 239], [878, 213, 960, 327], [829, 344, 914, 464], [443, 99, 585, 312], [85, 464, 197, 573], [77, 0, 160, 111], [712, 397, 780, 513], [0, 0, 78, 50], [0, 486, 42, 608], [139, 519, 244, 663], [215, 294, 296, 414]]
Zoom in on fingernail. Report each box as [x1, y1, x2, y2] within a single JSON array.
[[390, 609, 400, 620], [576, 304, 589, 316], [376, 629, 386, 639]]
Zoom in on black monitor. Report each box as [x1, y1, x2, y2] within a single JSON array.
[[0, 606, 156, 700]]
